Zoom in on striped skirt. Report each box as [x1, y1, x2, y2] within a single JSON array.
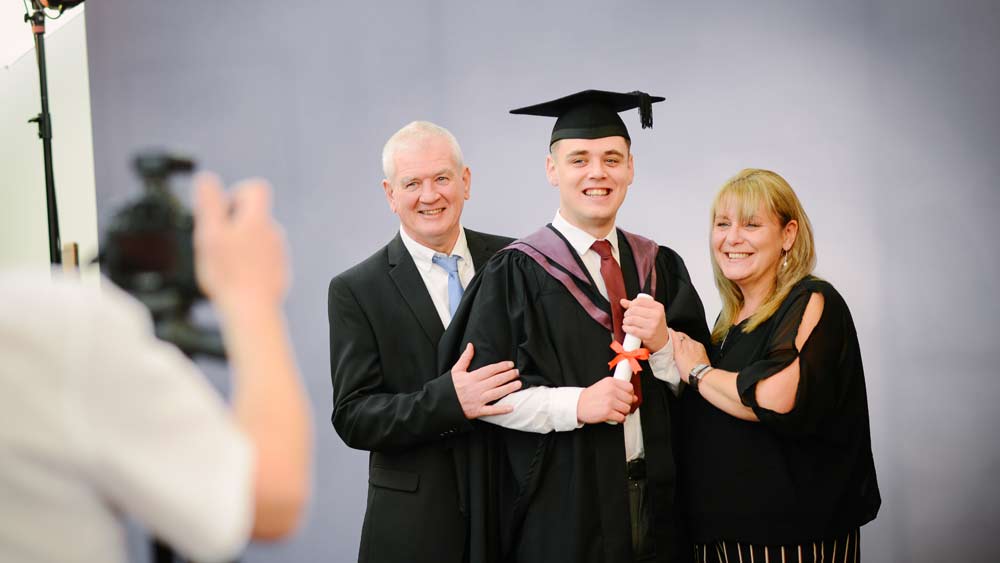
[[694, 528, 861, 563]]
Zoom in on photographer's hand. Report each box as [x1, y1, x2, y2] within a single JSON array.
[[193, 174, 289, 312], [193, 173, 311, 539]]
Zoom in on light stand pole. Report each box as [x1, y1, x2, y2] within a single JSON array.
[[26, 1, 62, 265]]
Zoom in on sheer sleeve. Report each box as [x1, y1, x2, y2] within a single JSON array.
[[736, 280, 851, 437]]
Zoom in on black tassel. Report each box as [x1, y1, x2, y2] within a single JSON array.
[[631, 91, 653, 129]]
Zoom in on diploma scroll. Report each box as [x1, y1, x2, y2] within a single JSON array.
[[606, 293, 652, 425], [612, 292, 652, 381], [612, 334, 642, 381]]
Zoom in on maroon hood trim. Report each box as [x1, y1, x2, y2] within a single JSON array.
[[504, 225, 658, 332]]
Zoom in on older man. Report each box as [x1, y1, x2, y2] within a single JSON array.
[[445, 90, 712, 563], [329, 121, 517, 563]]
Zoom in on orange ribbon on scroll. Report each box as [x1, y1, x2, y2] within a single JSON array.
[[608, 341, 649, 374]]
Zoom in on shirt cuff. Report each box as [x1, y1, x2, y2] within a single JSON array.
[[649, 341, 682, 396], [550, 387, 586, 431]]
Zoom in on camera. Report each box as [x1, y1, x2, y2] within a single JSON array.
[[100, 152, 224, 358]]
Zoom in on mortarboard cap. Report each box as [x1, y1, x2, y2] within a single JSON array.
[[510, 89, 665, 146]]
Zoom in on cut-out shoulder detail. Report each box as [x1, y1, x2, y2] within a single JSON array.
[[794, 292, 825, 351], [755, 292, 825, 414]]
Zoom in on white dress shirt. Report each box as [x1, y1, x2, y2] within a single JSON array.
[[398, 225, 475, 327], [483, 211, 681, 462]]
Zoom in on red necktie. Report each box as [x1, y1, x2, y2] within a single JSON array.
[[590, 239, 642, 411]]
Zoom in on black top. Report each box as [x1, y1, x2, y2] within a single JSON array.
[[679, 277, 881, 545], [442, 228, 710, 563]]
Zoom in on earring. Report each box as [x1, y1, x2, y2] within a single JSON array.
[[782, 250, 789, 268]]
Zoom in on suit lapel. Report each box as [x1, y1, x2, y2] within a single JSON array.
[[387, 233, 444, 347], [465, 228, 500, 271]]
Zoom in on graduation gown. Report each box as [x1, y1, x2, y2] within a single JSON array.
[[441, 225, 710, 563]]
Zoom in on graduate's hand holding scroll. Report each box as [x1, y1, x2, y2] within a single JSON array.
[[621, 296, 668, 352], [451, 343, 522, 419], [577, 377, 637, 424]]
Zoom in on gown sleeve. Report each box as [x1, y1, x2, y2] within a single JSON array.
[[439, 251, 559, 563], [657, 246, 712, 347], [735, 280, 853, 437], [448, 250, 562, 390]]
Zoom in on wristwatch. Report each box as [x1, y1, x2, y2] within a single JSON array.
[[688, 363, 712, 392]]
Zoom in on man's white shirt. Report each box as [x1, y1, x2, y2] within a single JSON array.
[[399, 225, 475, 327]]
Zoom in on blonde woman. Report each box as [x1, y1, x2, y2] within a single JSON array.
[[671, 169, 880, 562]]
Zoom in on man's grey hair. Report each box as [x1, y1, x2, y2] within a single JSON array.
[[381, 121, 465, 181]]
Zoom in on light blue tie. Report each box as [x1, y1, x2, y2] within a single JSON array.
[[432, 254, 464, 317]]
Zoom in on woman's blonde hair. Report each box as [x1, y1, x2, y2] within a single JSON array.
[[710, 169, 817, 343]]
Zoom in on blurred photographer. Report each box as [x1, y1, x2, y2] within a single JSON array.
[[0, 175, 311, 563]]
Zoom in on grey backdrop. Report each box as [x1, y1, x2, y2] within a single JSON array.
[[85, 1, 1000, 561]]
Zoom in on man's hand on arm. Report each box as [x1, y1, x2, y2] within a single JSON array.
[[451, 342, 522, 419], [623, 295, 683, 393]]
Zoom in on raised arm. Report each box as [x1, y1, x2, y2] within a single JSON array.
[[194, 174, 311, 539]]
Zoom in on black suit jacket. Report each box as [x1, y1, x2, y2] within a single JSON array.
[[329, 229, 513, 563]]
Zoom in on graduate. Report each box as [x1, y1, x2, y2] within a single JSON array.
[[443, 90, 711, 563]]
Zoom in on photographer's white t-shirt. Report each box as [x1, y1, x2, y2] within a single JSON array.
[[0, 272, 253, 563]]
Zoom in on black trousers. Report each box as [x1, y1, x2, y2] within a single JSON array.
[[627, 459, 656, 561]]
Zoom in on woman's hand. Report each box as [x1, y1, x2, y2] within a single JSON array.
[[668, 328, 710, 381]]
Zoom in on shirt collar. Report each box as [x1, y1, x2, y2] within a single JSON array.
[[551, 210, 619, 258], [398, 225, 470, 273]]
